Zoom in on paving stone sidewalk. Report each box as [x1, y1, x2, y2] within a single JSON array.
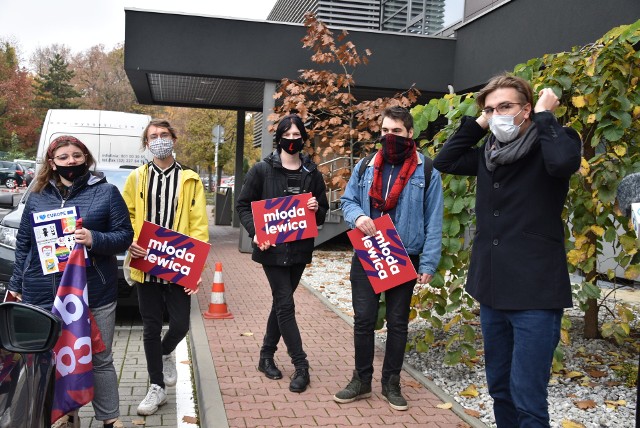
[[194, 219, 473, 428]]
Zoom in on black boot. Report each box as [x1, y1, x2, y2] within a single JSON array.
[[289, 368, 310, 393], [381, 374, 408, 411], [333, 370, 372, 403], [258, 357, 283, 380]]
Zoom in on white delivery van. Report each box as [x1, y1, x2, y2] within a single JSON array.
[[36, 109, 152, 169]]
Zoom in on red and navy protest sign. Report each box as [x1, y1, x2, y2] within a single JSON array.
[[51, 242, 95, 424], [130, 221, 211, 290], [347, 214, 417, 294], [251, 193, 318, 245]]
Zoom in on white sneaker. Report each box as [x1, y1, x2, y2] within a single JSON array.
[[137, 384, 167, 416], [162, 353, 177, 387]]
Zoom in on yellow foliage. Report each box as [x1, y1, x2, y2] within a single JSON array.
[[634, 105, 640, 118], [436, 402, 453, 409], [561, 419, 586, 428], [565, 371, 584, 379], [574, 234, 588, 249], [589, 225, 605, 237], [613, 145, 627, 157], [567, 249, 585, 265], [572, 96, 586, 108], [624, 264, 640, 280], [459, 384, 479, 397], [579, 158, 590, 176], [444, 314, 461, 332]]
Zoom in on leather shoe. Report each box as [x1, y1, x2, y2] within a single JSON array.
[[289, 368, 310, 393], [258, 358, 282, 380]]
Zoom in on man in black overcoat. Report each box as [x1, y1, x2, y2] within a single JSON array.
[[434, 74, 582, 427]]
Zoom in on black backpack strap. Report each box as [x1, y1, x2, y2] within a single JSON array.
[[422, 155, 433, 192], [358, 152, 433, 193], [358, 152, 376, 178]]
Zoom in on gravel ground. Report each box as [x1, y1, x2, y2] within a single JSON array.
[[303, 249, 639, 428]]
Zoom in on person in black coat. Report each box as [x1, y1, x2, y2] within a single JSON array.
[[433, 74, 582, 427], [236, 114, 328, 393], [8, 135, 133, 428]]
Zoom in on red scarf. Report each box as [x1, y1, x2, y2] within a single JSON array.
[[368, 134, 418, 212]]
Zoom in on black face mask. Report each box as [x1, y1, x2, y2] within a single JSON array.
[[279, 137, 304, 155], [55, 164, 87, 181]]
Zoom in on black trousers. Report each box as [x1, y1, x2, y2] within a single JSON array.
[[260, 264, 309, 369], [137, 282, 191, 388], [350, 254, 419, 384]]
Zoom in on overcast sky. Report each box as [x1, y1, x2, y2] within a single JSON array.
[[0, 0, 278, 64], [1, 0, 463, 66]]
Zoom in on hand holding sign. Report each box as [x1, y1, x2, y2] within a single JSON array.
[[251, 193, 318, 246], [253, 234, 274, 251], [129, 222, 211, 290], [347, 215, 417, 294]]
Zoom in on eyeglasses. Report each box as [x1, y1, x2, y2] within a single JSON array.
[[481, 102, 522, 115], [52, 152, 86, 162], [149, 132, 172, 140]]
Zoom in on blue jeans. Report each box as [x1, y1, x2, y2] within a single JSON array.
[[261, 264, 309, 369], [350, 254, 418, 384], [480, 304, 562, 428]]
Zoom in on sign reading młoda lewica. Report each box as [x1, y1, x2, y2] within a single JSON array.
[[129, 221, 211, 290], [251, 193, 318, 245], [347, 214, 417, 294]]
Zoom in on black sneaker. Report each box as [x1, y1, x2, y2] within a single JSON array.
[[381, 374, 408, 411], [258, 357, 283, 380], [333, 370, 372, 403], [289, 368, 310, 393]]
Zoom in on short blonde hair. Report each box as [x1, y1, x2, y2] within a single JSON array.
[[141, 119, 177, 150], [476, 74, 534, 109]]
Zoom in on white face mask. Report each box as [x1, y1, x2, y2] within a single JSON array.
[[488, 110, 525, 143], [148, 137, 174, 159]]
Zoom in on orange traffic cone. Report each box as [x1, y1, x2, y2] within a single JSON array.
[[203, 262, 234, 319]]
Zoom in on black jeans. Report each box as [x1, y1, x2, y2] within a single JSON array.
[[137, 282, 191, 388], [350, 254, 419, 384], [261, 264, 309, 369]]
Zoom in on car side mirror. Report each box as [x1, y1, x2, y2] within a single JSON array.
[[0, 302, 61, 353], [0, 193, 16, 209]]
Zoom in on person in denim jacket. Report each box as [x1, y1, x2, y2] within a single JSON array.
[[335, 106, 443, 411]]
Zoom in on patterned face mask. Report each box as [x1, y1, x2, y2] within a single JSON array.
[[148, 137, 174, 159], [279, 137, 304, 154]]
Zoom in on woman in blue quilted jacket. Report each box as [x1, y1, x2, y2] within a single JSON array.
[[8, 135, 133, 428]]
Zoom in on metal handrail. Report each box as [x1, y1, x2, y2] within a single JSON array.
[[317, 156, 353, 219]]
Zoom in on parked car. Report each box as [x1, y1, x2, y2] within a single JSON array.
[[0, 161, 25, 189], [0, 165, 138, 306], [0, 301, 61, 427], [14, 160, 36, 186]]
